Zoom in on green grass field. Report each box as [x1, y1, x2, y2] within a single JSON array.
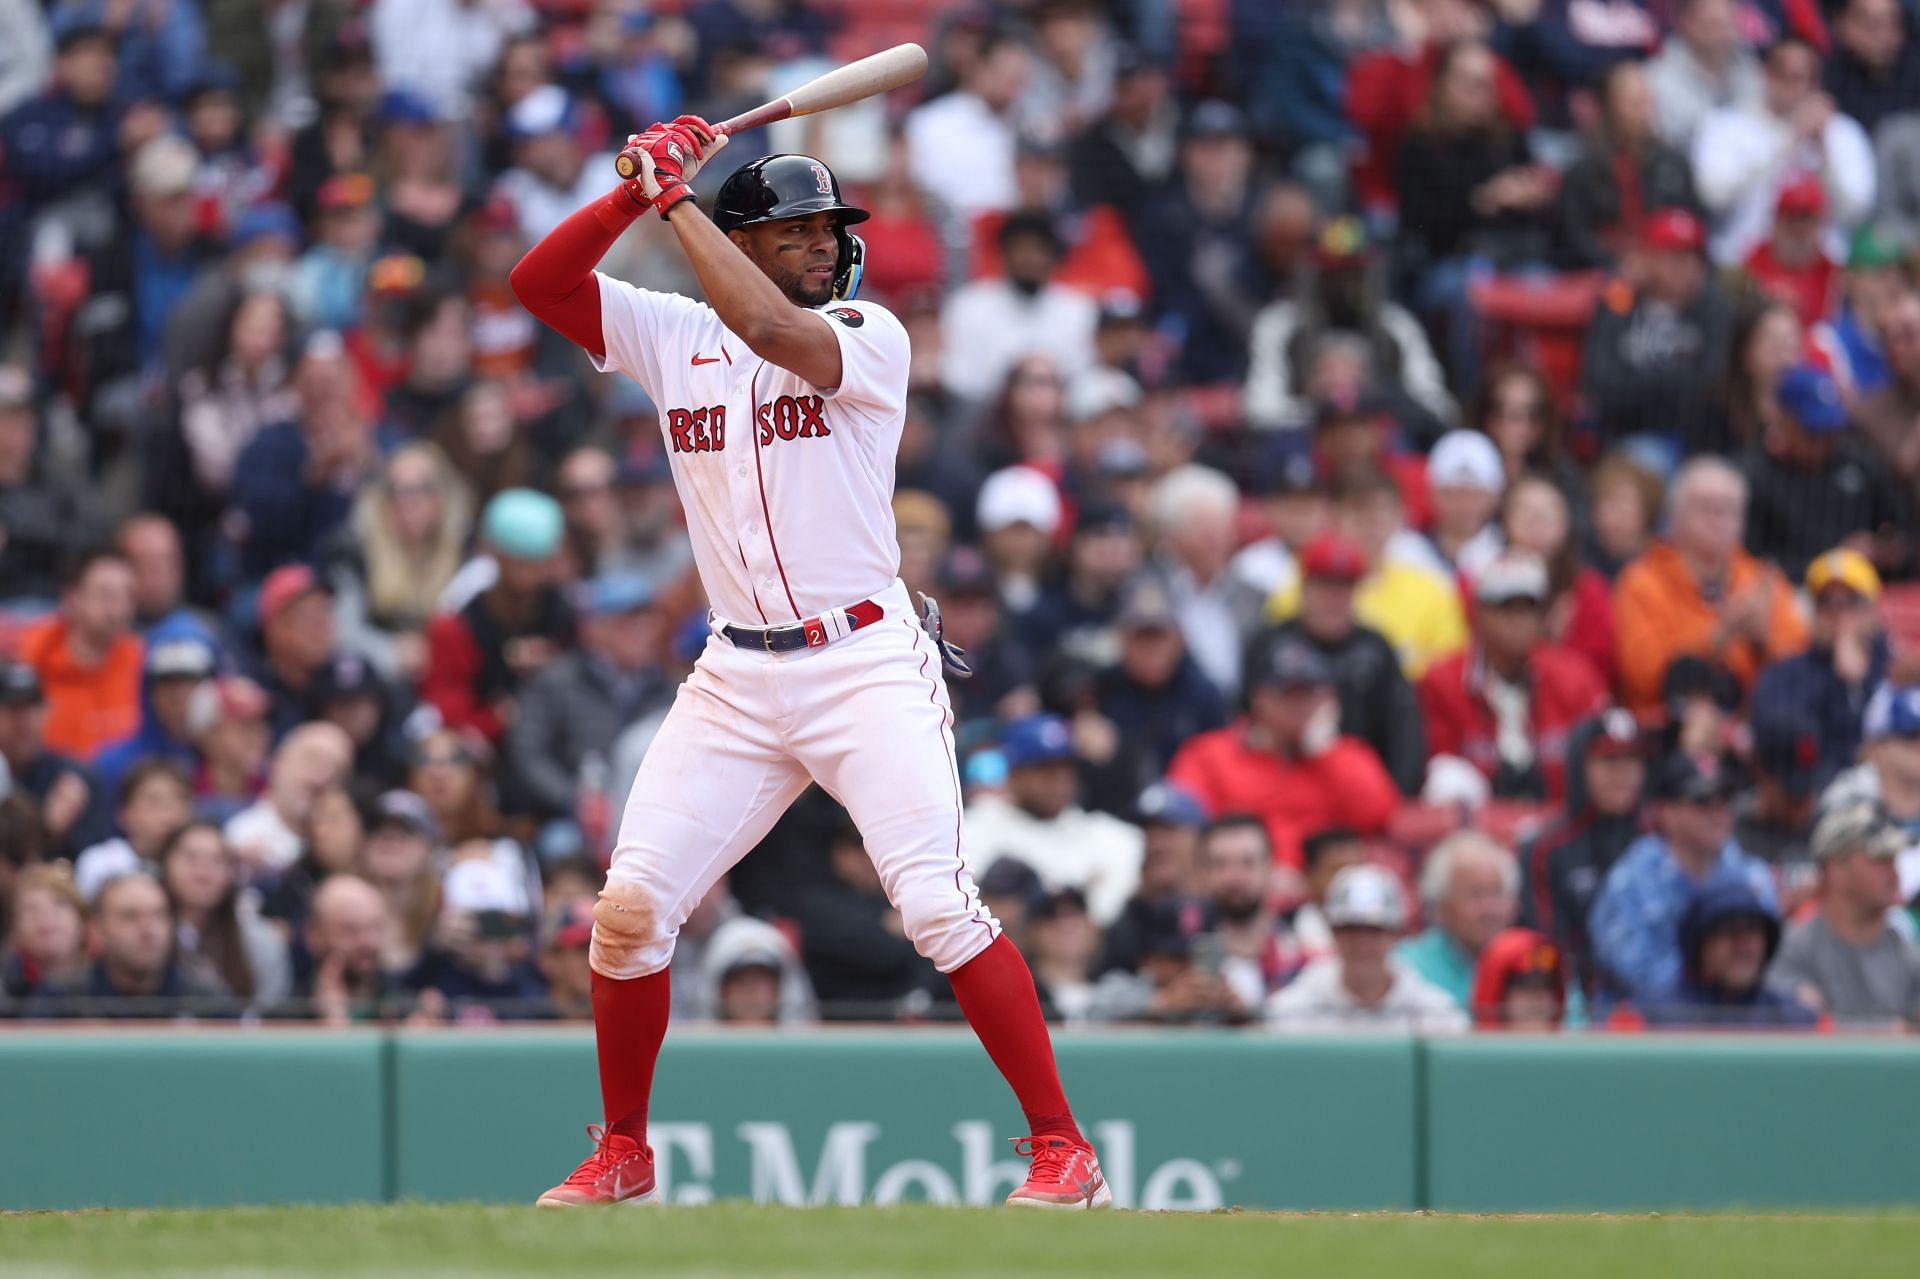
[[2, 1204, 1918, 1278]]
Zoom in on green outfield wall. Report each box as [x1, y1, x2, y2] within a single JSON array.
[[2, 1030, 1914, 1212]]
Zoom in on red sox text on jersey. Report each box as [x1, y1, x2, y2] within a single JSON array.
[[664, 395, 832, 454]]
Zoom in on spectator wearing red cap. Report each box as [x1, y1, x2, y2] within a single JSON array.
[[251, 564, 339, 740], [1266, 531, 1427, 796], [1559, 60, 1702, 272], [1742, 176, 1839, 326], [1693, 36, 1874, 267], [1270, 473, 1469, 680], [1167, 632, 1399, 871], [289, 172, 382, 332], [1580, 206, 1736, 457], [1614, 457, 1808, 714], [17, 548, 143, 762], [1418, 551, 1607, 803], [1470, 927, 1568, 1028]]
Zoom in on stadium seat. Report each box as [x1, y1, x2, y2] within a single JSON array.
[[1469, 271, 1605, 412]]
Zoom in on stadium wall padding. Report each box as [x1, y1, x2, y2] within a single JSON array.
[[4, 1030, 1916, 1211]]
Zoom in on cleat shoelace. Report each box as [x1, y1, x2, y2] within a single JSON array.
[[562, 1124, 622, 1188], [1010, 1136, 1078, 1187]]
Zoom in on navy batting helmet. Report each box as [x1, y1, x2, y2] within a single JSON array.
[[712, 154, 869, 301]]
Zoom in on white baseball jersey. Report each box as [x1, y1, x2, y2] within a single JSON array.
[[582, 275, 1000, 983], [592, 275, 907, 626]]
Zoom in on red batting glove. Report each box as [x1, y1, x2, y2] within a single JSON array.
[[620, 118, 726, 220]]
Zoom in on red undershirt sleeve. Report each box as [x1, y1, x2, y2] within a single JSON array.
[[507, 187, 645, 360]]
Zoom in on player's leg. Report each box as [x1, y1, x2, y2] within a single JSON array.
[[541, 644, 810, 1206], [787, 618, 1109, 1208]]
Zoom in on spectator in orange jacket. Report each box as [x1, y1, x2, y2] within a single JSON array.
[[1613, 457, 1808, 715], [17, 549, 144, 761], [1167, 633, 1399, 872], [1418, 551, 1608, 802]]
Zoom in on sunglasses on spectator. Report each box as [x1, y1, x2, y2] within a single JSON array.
[[416, 747, 475, 768], [1490, 398, 1543, 420], [1815, 590, 1872, 612], [560, 480, 612, 500]]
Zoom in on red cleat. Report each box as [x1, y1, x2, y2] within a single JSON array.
[[536, 1124, 660, 1207], [1004, 1135, 1113, 1209]]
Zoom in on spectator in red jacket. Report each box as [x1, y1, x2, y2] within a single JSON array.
[[1344, 0, 1537, 216], [1418, 551, 1608, 801], [1742, 176, 1837, 328], [421, 488, 574, 745], [1167, 632, 1399, 872]]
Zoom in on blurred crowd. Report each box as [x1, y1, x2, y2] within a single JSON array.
[[2, 0, 1920, 1031]]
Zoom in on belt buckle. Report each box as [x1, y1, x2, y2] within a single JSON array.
[[763, 628, 775, 653]]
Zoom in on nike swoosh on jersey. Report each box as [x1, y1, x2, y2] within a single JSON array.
[[691, 354, 720, 365]]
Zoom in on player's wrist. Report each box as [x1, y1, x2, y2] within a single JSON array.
[[652, 177, 695, 220]]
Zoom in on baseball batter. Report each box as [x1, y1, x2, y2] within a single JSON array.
[[511, 115, 1108, 1208]]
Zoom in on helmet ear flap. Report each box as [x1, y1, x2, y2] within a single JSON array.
[[832, 232, 865, 302]]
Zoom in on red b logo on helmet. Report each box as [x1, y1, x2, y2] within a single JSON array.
[[811, 161, 832, 195]]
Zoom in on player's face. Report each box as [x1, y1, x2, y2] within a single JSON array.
[[737, 214, 840, 307]]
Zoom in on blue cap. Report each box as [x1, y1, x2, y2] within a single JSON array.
[[505, 84, 575, 142], [578, 572, 656, 617], [231, 201, 302, 249], [379, 89, 438, 126], [481, 488, 564, 560], [1776, 364, 1850, 433], [1136, 781, 1207, 829], [999, 714, 1075, 770], [1863, 683, 1920, 742]]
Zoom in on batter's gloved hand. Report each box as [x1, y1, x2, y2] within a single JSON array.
[[917, 592, 973, 680], [618, 116, 726, 219]]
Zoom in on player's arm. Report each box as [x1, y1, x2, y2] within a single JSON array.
[[507, 187, 650, 360], [665, 202, 842, 390], [623, 118, 843, 388]]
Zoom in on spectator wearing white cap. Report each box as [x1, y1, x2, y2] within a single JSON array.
[[977, 465, 1063, 624], [1417, 551, 1608, 803], [493, 85, 618, 242], [403, 846, 549, 1021], [1769, 802, 1920, 1025], [1425, 430, 1507, 577], [1264, 864, 1468, 1031], [693, 916, 818, 1026]]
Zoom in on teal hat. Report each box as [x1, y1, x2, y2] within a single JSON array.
[[482, 488, 564, 560], [1848, 224, 1904, 270]]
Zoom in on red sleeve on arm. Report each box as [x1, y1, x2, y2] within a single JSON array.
[[508, 187, 644, 361]]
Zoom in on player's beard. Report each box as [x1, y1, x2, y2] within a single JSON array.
[[770, 262, 834, 308]]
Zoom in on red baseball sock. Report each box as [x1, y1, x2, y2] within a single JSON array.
[[948, 934, 1085, 1147], [590, 967, 671, 1145]]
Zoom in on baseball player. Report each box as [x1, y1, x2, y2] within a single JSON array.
[[511, 116, 1108, 1209]]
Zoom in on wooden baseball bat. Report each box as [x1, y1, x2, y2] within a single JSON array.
[[614, 43, 928, 180]]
